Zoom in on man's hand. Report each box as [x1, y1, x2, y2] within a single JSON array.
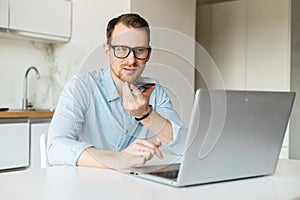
[[113, 138, 163, 169], [122, 81, 155, 118], [121, 80, 173, 144], [77, 138, 163, 170]]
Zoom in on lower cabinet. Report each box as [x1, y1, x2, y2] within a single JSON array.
[[0, 119, 51, 171], [0, 122, 30, 170], [30, 122, 50, 169]]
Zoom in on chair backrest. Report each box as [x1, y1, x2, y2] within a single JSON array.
[[40, 133, 50, 168]]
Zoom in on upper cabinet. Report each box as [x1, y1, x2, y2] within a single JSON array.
[[0, 0, 8, 29], [0, 0, 72, 42]]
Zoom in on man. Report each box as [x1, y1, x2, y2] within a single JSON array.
[[47, 13, 186, 169]]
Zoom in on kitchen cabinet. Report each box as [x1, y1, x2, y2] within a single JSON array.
[[0, 0, 71, 42], [0, 111, 53, 170], [30, 121, 50, 169], [0, 0, 8, 29], [0, 122, 30, 170]]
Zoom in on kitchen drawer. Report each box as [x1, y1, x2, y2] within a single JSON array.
[[0, 123, 30, 170]]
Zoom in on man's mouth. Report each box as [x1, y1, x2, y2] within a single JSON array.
[[123, 67, 137, 73]]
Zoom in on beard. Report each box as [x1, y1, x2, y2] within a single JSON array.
[[113, 64, 145, 83]]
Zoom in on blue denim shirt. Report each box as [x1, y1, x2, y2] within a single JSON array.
[[47, 66, 187, 166]]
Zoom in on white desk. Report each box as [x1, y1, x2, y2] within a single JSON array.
[[0, 159, 300, 200]]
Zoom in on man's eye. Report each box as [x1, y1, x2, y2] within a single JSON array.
[[135, 48, 146, 54], [116, 47, 128, 52]]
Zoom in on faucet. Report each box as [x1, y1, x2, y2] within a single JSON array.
[[22, 66, 40, 110]]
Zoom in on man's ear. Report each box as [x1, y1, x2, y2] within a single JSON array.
[[103, 44, 110, 59]]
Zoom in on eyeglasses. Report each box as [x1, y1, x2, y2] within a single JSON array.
[[109, 45, 151, 60]]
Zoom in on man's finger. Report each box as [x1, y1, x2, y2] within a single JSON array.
[[154, 141, 162, 147], [122, 82, 135, 103], [136, 139, 163, 160], [154, 148, 163, 159], [130, 84, 143, 98]]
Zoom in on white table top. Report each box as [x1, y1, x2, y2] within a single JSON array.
[[0, 159, 300, 200]]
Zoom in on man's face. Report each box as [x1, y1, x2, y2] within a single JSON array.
[[104, 23, 150, 83]]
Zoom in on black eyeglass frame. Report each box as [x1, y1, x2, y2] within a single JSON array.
[[109, 44, 152, 60]]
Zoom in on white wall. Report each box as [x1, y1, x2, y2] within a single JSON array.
[[196, 0, 291, 158], [197, 0, 290, 91], [246, 0, 290, 91], [131, 0, 196, 124], [0, 0, 130, 110]]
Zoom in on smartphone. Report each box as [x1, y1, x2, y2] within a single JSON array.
[[133, 82, 156, 92]]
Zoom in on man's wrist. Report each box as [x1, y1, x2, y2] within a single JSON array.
[[135, 105, 153, 121]]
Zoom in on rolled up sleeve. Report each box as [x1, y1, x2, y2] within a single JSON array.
[[47, 74, 93, 166]]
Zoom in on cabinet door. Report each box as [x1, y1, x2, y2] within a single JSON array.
[[30, 123, 50, 169], [9, 0, 71, 38], [0, 123, 30, 170], [0, 0, 8, 28]]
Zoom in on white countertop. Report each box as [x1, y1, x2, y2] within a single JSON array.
[[0, 159, 300, 200]]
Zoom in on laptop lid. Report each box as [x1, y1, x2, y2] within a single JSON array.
[[176, 89, 295, 186]]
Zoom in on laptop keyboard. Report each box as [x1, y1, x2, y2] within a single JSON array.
[[146, 163, 181, 179], [149, 169, 179, 179]]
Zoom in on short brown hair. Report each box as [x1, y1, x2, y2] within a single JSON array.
[[106, 13, 150, 45]]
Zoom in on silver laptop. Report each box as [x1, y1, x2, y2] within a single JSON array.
[[129, 89, 295, 187]]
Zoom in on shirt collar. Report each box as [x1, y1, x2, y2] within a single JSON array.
[[103, 66, 119, 101]]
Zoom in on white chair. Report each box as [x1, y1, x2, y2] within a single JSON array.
[[40, 133, 50, 168]]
